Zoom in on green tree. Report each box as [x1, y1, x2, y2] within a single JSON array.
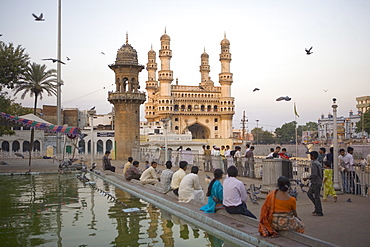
[[356, 111, 370, 135], [251, 127, 275, 144], [0, 92, 32, 137], [297, 121, 318, 142], [0, 41, 30, 90], [13, 63, 57, 166], [275, 121, 297, 144]]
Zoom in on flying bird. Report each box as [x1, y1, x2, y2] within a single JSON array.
[[0, 34, 3, 37], [101, 52, 105, 55], [32, 13, 45, 21], [253, 88, 259, 92], [323, 89, 328, 92], [66, 56, 71, 61], [42, 58, 65, 64], [276, 96, 291, 101], [305, 46, 313, 55], [89, 106, 95, 111]]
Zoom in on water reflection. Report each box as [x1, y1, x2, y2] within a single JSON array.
[[0, 173, 227, 246]]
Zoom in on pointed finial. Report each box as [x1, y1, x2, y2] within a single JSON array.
[[165, 27, 167, 34], [204, 47, 206, 52], [126, 32, 128, 44], [151, 43, 153, 50], [224, 32, 226, 38]]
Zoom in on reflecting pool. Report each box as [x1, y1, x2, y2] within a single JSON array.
[[0, 173, 226, 246]]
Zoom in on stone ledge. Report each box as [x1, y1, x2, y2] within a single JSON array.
[[91, 170, 338, 247]]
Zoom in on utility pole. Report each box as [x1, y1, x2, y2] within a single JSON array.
[[256, 119, 259, 145], [241, 111, 247, 145]]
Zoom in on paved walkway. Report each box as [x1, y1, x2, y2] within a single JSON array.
[[1, 158, 370, 247]]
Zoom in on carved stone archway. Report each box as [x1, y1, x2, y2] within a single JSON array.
[[187, 123, 210, 139]]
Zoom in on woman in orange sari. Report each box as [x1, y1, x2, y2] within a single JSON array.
[[258, 176, 305, 237]]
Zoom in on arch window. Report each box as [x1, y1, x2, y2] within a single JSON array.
[[12, 141, 20, 152], [215, 126, 218, 130], [79, 140, 85, 153], [174, 105, 179, 111], [23, 141, 30, 152], [175, 126, 179, 130], [106, 140, 113, 152], [207, 105, 212, 111], [181, 105, 186, 111], [201, 105, 205, 111], [214, 105, 218, 111], [1, 141, 10, 152], [187, 105, 192, 111], [97, 140, 104, 154], [33, 140, 40, 151], [214, 118, 218, 122], [175, 118, 179, 121]]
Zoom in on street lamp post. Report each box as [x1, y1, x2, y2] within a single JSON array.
[[256, 120, 259, 145], [88, 109, 96, 167], [56, 0, 62, 155], [332, 98, 341, 191]]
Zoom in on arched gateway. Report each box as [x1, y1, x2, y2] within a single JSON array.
[[187, 123, 210, 139]]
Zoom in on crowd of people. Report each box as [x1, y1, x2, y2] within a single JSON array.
[[100, 144, 365, 238]]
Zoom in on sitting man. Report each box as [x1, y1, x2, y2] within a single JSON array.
[[160, 161, 174, 193], [178, 166, 204, 203], [122, 157, 133, 175], [140, 161, 160, 185], [102, 151, 116, 172], [223, 166, 257, 219], [171, 161, 188, 196], [125, 161, 142, 181]]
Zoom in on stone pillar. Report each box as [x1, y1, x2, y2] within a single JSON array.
[[261, 159, 283, 193]]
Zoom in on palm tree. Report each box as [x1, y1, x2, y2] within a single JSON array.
[[13, 62, 57, 167]]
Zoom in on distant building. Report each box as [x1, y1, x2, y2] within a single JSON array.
[[317, 110, 366, 141], [356, 96, 370, 114], [144, 32, 235, 139]]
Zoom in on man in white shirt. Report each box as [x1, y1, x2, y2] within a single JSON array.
[[343, 147, 358, 194], [140, 161, 160, 185], [223, 166, 256, 219], [171, 161, 188, 196], [178, 166, 204, 203], [234, 146, 243, 176]]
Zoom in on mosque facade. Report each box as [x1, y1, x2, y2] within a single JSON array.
[[144, 32, 235, 139]]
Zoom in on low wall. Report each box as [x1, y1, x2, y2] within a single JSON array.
[[91, 170, 338, 247]]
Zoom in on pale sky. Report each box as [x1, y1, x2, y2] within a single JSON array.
[[1, 0, 369, 131]]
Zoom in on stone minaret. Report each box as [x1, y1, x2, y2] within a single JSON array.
[[218, 33, 234, 138], [200, 48, 211, 87], [108, 34, 146, 160], [145, 45, 158, 122], [158, 30, 173, 97], [157, 30, 174, 122]]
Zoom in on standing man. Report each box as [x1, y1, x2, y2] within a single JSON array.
[[234, 146, 243, 176], [140, 161, 160, 185], [122, 157, 133, 175], [303, 151, 323, 216], [220, 145, 228, 173], [326, 147, 334, 169], [102, 151, 116, 172], [204, 145, 212, 172], [225, 145, 233, 169], [343, 147, 357, 194], [160, 161, 174, 193], [171, 161, 188, 196], [245, 146, 255, 178], [318, 148, 326, 166], [223, 166, 256, 219], [338, 148, 347, 192]]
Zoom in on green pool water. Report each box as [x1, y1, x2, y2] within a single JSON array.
[[0, 173, 226, 247]]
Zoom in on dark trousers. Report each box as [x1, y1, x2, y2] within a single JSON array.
[[173, 188, 179, 196], [104, 165, 116, 173], [307, 183, 323, 214], [225, 202, 256, 219]]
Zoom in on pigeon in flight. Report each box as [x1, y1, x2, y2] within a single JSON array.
[[323, 89, 328, 92], [305, 46, 313, 55], [42, 58, 65, 64], [32, 13, 45, 21], [276, 96, 292, 101], [253, 88, 259, 92], [101, 52, 105, 55], [66, 56, 71, 61], [90, 106, 95, 111], [0, 34, 3, 37]]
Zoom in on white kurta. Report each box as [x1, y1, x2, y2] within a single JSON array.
[[178, 173, 204, 203]]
